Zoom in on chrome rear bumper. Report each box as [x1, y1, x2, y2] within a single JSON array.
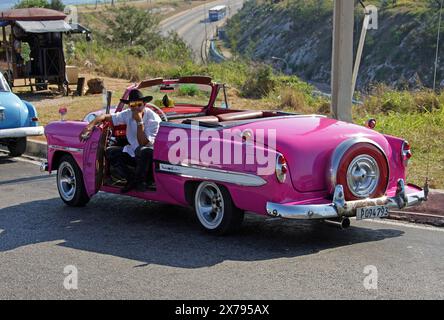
[[266, 179, 428, 220], [0, 126, 44, 138]]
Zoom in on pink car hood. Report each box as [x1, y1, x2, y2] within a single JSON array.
[[236, 115, 391, 193]]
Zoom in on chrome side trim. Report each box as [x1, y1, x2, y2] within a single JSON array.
[[328, 137, 388, 194], [157, 162, 267, 187], [48, 145, 84, 153], [266, 179, 427, 220]]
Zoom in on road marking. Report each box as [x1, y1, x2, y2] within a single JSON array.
[[0, 150, 45, 166], [358, 218, 444, 233]]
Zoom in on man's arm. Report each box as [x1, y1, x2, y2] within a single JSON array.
[[79, 114, 113, 141], [136, 122, 150, 146]]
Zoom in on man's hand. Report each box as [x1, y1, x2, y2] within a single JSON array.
[[79, 124, 94, 142], [132, 109, 143, 122], [78, 114, 111, 142]]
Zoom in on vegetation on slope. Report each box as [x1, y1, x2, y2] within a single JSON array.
[[226, 0, 444, 90]]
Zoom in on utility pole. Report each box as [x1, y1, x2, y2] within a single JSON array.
[[331, 0, 354, 123]]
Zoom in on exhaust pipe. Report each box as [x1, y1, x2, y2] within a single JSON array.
[[324, 217, 351, 229]]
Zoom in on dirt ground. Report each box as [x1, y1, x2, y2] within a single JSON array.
[[16, 73, 131, 142]]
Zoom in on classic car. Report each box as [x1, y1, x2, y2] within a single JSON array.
[[0, 71, 43, 156], [42, 76, 427, 235]]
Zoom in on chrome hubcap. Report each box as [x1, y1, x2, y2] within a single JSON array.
[[58, 162, 76, 201], [195, 182, 224, 229], [346, 155, 379, 198]]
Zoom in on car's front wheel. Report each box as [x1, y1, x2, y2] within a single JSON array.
[[194, 181, 244, 235], [8, 137, 27, 157], [57, 155, 90, 207]]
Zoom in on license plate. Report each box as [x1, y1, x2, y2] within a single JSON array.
[[356, 205, 389, 220]]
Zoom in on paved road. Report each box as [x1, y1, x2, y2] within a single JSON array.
[[0, 154, 443, 299], [161, 0, 244, 61]]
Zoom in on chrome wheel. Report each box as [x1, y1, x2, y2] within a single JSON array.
[[346, 155, 380, 198], [58, 161, 77, 201], [195, 182, 225, 230]]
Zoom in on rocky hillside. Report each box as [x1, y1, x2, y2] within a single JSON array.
[[225, 0, 444, 90]]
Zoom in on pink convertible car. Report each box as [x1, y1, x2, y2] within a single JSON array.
[[42, 76, 427, 234]]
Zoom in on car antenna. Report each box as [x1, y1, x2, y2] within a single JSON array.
[[424, 0, 443, 200]]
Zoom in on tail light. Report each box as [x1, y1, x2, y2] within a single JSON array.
[[366, 118, 377, 129], [276, 153, 288, 183], [59, 107, 68, 121], [31, 117, 39, 122], [402, 141, 412, 165]]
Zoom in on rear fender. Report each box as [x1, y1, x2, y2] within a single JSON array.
[[22, 100, 38, 127], [383, 134, 407, 186]]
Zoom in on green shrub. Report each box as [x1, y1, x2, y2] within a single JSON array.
[[178, 84, 199, 97], [123, 45, 148, 58], [241, 64, 276, 98]]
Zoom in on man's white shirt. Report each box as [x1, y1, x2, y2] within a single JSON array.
[[111, 106, 161, 157]]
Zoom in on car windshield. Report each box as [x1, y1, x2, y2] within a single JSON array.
[[0, 73, 11, 92], [140, 83, 212, 107]]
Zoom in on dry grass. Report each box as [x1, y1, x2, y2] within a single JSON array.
[[355, 110, 444, 189], [18, 73, 130, 141]]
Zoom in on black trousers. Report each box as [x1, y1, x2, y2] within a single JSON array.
[[106, 146, 154, 184]]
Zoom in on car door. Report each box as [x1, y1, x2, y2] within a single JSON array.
[[82, 124, 109, 196]]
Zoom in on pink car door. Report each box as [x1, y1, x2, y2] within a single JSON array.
[[82, 125, 108, 196]]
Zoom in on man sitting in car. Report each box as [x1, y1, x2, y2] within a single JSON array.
[[80, 89, 161, 193]]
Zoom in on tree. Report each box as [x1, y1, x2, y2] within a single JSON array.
[[104, 6, 161, 50], [14, 0, 65, 11], [14, 0, 49, 8], [49, 0, 65, 11]]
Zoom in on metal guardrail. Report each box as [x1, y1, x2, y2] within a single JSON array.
[[209, 39, 226, 63]]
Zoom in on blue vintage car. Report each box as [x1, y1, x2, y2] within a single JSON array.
[[0, 71, 43, 156]]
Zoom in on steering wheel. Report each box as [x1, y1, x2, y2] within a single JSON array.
[[147, 103, 168, 122]]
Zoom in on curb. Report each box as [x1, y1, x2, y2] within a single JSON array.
[[26, 139, 47, 158], [389, 211, 444, 227]]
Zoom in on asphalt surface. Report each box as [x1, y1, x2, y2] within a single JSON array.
[[161, 0, 245, 61], [0, 154, 443, 299]]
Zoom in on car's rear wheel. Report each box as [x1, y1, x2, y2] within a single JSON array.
[[194, 181, 244, 235], [8, 137, 27, 157], [57, 155, 90, 207], [336, 143, 389, 200]]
